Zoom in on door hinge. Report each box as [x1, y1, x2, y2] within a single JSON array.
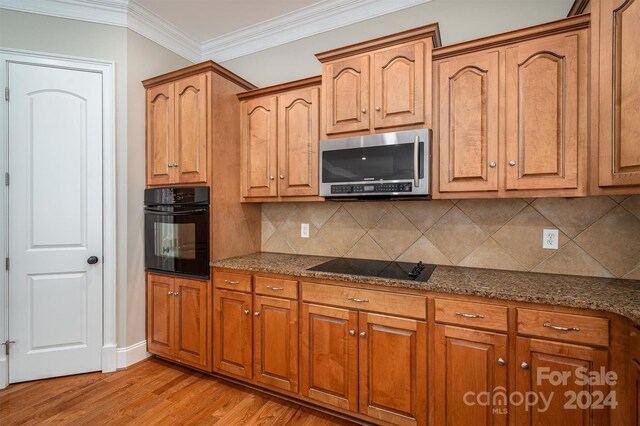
[[5, 257, 9, 271], [2, 340, 16, 356], [4, 172, 8, 186], [4, 87, 8, 101]]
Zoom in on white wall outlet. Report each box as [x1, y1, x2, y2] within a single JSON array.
[[301, 223, 310, 238], [542, 229, 559, 249]]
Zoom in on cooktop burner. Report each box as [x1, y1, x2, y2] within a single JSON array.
[[307, 258, 436, 282]]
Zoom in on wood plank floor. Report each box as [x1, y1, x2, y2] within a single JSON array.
[[0, 357, 359, 425]]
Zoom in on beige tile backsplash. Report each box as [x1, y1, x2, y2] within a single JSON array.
[[261, 196, 640, 279]]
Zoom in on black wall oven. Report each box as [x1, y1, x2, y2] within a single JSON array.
[[144, 186, 210, 279]]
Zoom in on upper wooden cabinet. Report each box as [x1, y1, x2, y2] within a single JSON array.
[[143, 61, 256, 187], [433, 16, 589, 198], [316, 24, 441, 137], [239, 77, 321, 201]]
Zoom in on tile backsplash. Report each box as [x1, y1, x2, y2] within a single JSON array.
[[261, 196, 640, 279]]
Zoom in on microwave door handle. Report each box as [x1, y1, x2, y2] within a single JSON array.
[[413, 135, 420, 187], [144, 208, 208, 216]]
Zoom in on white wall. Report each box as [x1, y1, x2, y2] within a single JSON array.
[[220, 0, 574, 87]]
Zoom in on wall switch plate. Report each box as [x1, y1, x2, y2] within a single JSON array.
[[301, 223, 309, 238], [542, 229, 559, 249]]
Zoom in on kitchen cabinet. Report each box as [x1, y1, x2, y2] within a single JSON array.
[[213, 288, 252, 379], [515, 337, 608, 425], [146, 273, 211, 371], [632, 360, 640, 426], [145, 73, 209, 186], [317, 24, 440, 137], [434, 324, 508, 426], [239, 77, 321, 201], [433, 16, 589, 198]]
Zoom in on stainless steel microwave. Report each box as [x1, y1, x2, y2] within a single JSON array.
[[319, 129, 431, 198]]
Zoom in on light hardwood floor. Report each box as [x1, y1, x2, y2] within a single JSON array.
[[0, 357, 359, 425]]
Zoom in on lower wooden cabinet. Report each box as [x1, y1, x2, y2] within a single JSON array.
[[515, 337, 608, 426], [213, 289, 252, 379], [434, 324, 508, 426], [300, 303, 427, 425], [146, 273, 211, 371]]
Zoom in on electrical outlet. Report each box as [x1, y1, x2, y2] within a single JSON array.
[[301, 223, 309, 238], [542, 229, 559, 249]]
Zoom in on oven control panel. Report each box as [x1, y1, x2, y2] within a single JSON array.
[[330, 182, 413, 194]]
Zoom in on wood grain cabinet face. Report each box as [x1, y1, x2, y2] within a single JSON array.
[[146, 82, 175, 186], [437, 50, 500, 193], [324, 55, 370, 135], [301, 303, 359, 412], [359, 313, 427, 426], [213, 289, 253, 379], [598, 0, 640, 187], [174, 73, 208, 184], [253, 295, 298, 392], [632, 360, 640, 426], [241, 96, 278, 198], [505, 31, 585, 191], [515, 337, 608, 426], [147, 273, 174, 358], [434, 325, 508, 426]]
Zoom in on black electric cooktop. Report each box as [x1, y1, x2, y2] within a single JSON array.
[[308, 258, 436, 282]]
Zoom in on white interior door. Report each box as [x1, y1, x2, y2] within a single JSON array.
[[7, 62, 103, 383]]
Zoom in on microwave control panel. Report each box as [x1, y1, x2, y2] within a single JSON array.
[[330, 182, 413, 194]]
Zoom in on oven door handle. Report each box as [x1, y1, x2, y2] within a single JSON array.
[[413, 135, 420, 187], [144, 208, 208, 216]]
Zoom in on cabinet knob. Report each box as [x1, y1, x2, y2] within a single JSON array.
[[489, 161, 496, 168], [497, 357, 506, 366], [167, 163, 174, 168], [521, 361, 529, 370], [361, 108, 367, 114], [173, 292, 178, 296], [254, 311, 260, 317], [375, 106, 381, 111], [279, 175, 285, 180], [349, 330, 356, 336], [359, 331, 366, 338], [173, 162, 178, 167], [509, 160, 516, 167], [269, 176, 275, 180], [243, 309, 250, 315], [167, 291, 173, 296]]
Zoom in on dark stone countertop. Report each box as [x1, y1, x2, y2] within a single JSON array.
[[211, 252, 640, 325]]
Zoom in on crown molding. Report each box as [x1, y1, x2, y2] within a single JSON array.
[[202, 0, 432, 63], [0, 0, 128, 26]]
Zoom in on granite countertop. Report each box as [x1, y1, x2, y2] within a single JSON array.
[[211, 252, 640, 325]]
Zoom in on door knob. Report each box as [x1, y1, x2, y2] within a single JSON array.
[[87, 256, 99, 265]]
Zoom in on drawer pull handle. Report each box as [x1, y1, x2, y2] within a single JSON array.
[[347, 297, 369, 303], [455, 312, 485, 319], [224, 280, 240, 285], [266, 286, 284, 291], [543, 322, 580, 332]]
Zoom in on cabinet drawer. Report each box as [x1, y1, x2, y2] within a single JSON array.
[[255, 276, 298, 299], [517, 308, 609, 347], [301, 282, 426, 319], [434, 298, 508, 332], [214, 271, 252, 293]]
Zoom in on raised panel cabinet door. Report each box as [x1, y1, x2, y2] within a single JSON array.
[[324, 55, 370, 135], [175, 73, 209, 184], [373, 40, 426, 129], [146, 273, 174, 358], [300, 303, 359, 412], [241, 96, 278, 197], [174, 278, 211, 371], [358, 312, 427, 426], [146, 82, 175, 186], [437, 50, 500, 192], [598, 0, 640, 187], [253, 295, 298, 392], [434, 325, 508, 426], [277, 86, 320, 197], [515, 337, 608, 426], [213, 289, 252, 379], [505, 31, 586, 191]]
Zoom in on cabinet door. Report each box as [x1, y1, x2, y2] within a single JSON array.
[[253, 295, 298, 392], [598, 0, 640, 187], [324, 55, 370, 135], [174, 73, 208, 184], [277, 87, 319, 197], [241, 96, 278, 197], [146, 82, 175, 186], [632, 360, 640, 426], [301, 303, 359, 412], [437, 50, 500, 193], [213, 289, 252, 379], [515, 337, 608, 426], [146, 273, 174, 358], [505, 31, 585, 190], [434, 325, 508, 426], [174, 278, 211, 371], [358, 312, 427, 426], [373, 41, 426, 129]]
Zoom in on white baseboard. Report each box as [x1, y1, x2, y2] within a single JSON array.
[[116, 340, 151, 369]]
